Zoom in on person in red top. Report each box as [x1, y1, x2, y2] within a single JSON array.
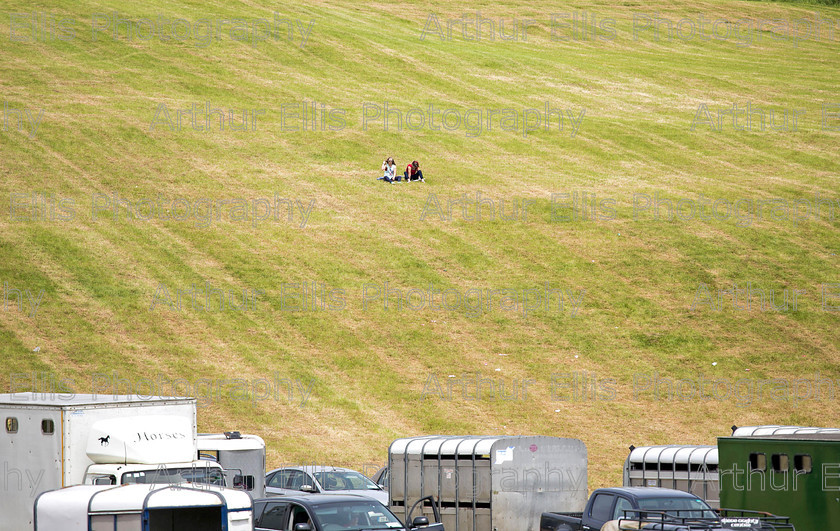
[[404, 160, 424, 182]]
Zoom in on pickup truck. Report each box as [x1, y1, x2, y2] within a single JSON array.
[[541, 487, 715, 531], [540, 487, 794, 531]]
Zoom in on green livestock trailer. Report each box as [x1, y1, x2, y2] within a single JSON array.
[[718, 428, 840, 531]]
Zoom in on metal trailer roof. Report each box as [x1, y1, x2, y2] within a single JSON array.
[[35, 484, 252, 522], [34, 485, 101, 531], [627, 445, 718, 465], [390, 435, 498, 457], [732, 425, 840, 437], [389, 435, 581, 457], [197, 433, 266, 451], [0, 393, 195, 408], [90, 484, 252, 512]]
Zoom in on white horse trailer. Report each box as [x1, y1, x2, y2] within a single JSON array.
[[0, 393, 199, 530], [34, 484, 253, 531], [0, 393, 264, 531], [623, 445, 719, 508]]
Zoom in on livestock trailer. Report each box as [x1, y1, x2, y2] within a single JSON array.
[[388, 435, 587, 531], [718, 428, 840, 531], [623, 445, 719, 508]]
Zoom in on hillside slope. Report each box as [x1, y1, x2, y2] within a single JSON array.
[[1, 0, 839, 488]]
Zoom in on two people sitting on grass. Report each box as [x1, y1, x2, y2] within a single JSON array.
[[378, 157, 424, 183]]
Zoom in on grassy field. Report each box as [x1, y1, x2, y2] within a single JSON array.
[[1, 0, 839, 490]]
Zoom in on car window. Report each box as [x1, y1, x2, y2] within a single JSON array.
[[259, 503, 289, 530], [290, 471, 308, 490], [309, 500, 403, 531], [266, 470, 289, 489], [589, 493, 615, 522], [289, 504, 313, 530], [315, 471, 379, 491], [637, 496, 716, 518], [613, 497, 634, 520]]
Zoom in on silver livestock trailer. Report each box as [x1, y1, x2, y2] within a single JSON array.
[[623, 445, 719, 508], [388, 435, 587, 531], [621, 425, 840, 510]]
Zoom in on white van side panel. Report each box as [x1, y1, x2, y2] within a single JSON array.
[[63, 401, 196, 485]]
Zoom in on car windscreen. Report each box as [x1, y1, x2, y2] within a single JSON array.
[[636, 497, 717, 519], [315, 471, 380, 491], [121, 467, 226, 486], [311, 500, 404, 530]]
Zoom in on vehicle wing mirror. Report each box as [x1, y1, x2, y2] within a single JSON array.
[[411, 516, 429, 528], [299, 484, 316, 493], [293, 524, 312, 531]]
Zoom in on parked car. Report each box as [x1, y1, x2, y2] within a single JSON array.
[[266, 466, 389, 505], [253, 494, 442, 531], [371, 466, 388, 491]]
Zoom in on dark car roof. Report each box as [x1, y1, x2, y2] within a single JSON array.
[[256, 494, 384, 507], [593, 487, 704, 500]]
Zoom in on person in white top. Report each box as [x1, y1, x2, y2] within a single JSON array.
[[381, 157, 397, 184]]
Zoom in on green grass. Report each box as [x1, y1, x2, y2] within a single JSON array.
[[1, 0, 839, 489]]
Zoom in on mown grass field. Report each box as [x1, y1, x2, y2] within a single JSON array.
[[1, 0, 839, 490]]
